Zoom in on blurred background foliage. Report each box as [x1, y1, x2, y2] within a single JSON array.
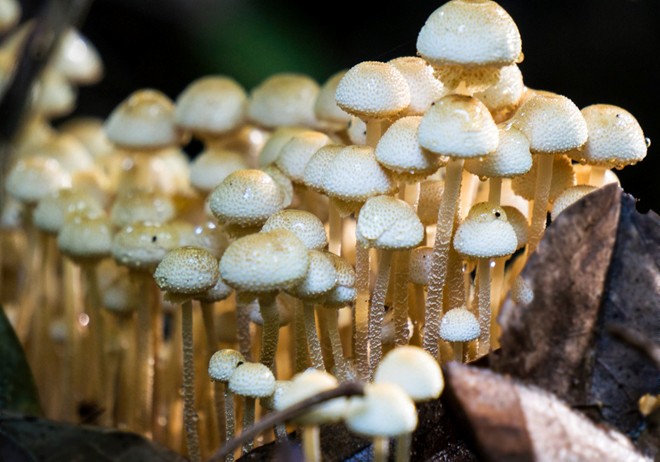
[[11, 0, 660, 212]]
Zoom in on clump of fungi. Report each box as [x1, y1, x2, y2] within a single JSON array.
[[0, 0, 651, 461]]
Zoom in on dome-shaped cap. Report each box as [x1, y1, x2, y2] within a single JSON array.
[[474, 63, 525, 122], [356, 195, 424, 250], [261, 165, 294, 208], [439, 308, 480, 342], [111, 221, 180, 271], [30, 69, 77, 118], [276, 369, 346, 425], [409, 246, 433, 286], [58, 213, 113, 262], [388, 56, 447, 116], [261, 380, 292, 411], [345, 382, 417, 437], [190, 221, 229, 259], [208, 349, 245, 382], [453, 202, 518, 258], [228, 362, 276, 398], [275, 130, 332, 183], [335, 61, 410, 119], [174, 75, 247, 137], [288, 250, 338, 299], [314, 70, 352, 128], [110, 188, 176, 228], [196, 269, 233, 303], [464, 125, 532, 179], [21, 133, 94, 175], [189, 148, 249, 193], [58, 117, 114, 159], [511, 154, 576, 202], [261, 209, 328, 250], [208, 169, 285, 227], [33, 187, 104, 234], [374, 345, 444, 402], [104, 89, 182, 149], [567, 104, 648, 168], [5, 157, 71, 204], [247, 73, 319, 129], [257, 125, 309, 167], [302, 144, 344, 194], [418, 94, 499, 158], [52, 28, 103, 85], [219, 229, 309, 294], [501, 205, 528, 249], [154, 246, 219, 296], [550, 185, 598, 221]]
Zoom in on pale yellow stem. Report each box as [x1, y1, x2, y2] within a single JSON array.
[[182, 300, 201, 462]]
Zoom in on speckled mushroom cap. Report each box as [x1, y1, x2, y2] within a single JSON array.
[[302, 144, 344, 194], [375, 116, 445, 181], [335, 61, 411, 120], [416, 0, 522, 68], [261, 209, 328, 250], [275, 130, 332, 183], [189, 148, 249, 193], [510, 275, 534, 306], [208, 349, 245, 382], [388, 56, 447, 116], [110, 188, 176, 228], [417, 178, 444, 226], [247, 73, 320, 129], [453, 202, 518, 259], [20, 133, 94, 175], [418, 94, 499, 158], [111, 221, 181, 271], [174, 75, 247, 138], [439, 308, 480, 342], [189, 221, 229, 259], [464, 125, 532, 179], [104, 89, 182, 149], [196, 268, 233, 303], [511, 92, 588, 155], [550, 185, 598, 221], [154, 246, 219, 297], [374, 345, 443, 402], [261, 380, 292, 411], [288, 250, 338, 300], [323, 253, 357, 307], [261, 165, 294, 208], [356, 195, 424, 250], [208, 169, 285, 227], [5, 157, 71, 204], [0, 0, 20, 32], [257, 126, 309, 168], [33, 188, 104, 235], [345, 382, 418, 437], [323, 145, 396, 204], [57, 213, 113, 263], [567, 104, 648, 168], [219, 229, 309, 294], [228, 362, 276, 398], [52, 28, 103, 85], [409, 246, 433, 286], [314, 70, 352, 129], [474, 63, 525, 122], [511, 154, 576, 202], [276, 369, 347, 425], [501, 205, 529, 249]]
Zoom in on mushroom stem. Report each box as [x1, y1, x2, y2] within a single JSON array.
[[302, 425, 321, 462], [134, 271, 155, 436], [200, 301, 220, 448], [588, 165, 607, 187], [366, 119, 383, 148], [488, 177, 502, 204], [373, 436, 390, 462], [489, 256, 506, 348], [475, 258, 492, 356], [303, 302, 325, 371], [241, 396, 256, 454], [354, 242, 371, 381], [328, 200, 342, 256], [527, 154, 554, 254], [294, 301, 311, 372], [321, 308, 351, 381], [369, 249, 394, 377], [395, 433, 412, 462], [235, 293, 255, 361], [445, 240, 467, 312], [424, 158, 464, 357], [452, 341, 464, 363], [182, 299, 202, 462], [258, 292, 280, 371], [393, 250, 411, 346], [223, 383, 236, 462]]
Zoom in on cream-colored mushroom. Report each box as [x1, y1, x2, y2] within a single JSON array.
[[439, 307, 480, 362]]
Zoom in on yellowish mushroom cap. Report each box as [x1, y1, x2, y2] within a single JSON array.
[[174, 75, 247, 138], [33, 187, 104, 235], [57, 212, 113, 263], [52, 28, 103, 85], [275, 130, 332, 183], [550, 185, 598, 221], [208, 349, 245, 382], [374, 345, 444, 402], [21, 133, 94, 175], [111, 221, 180, 271], [314, 70, 352, 129], [323, 252, 357, 308], [30, 69, 77, 118], [261, 209, 328, 251], [154, 246, 219, 296], [474, 63, 525, 122], [335, 61, 411, 120], [228, 362, 276, 398], [219, 229, 309, 294], [417, 178, 444, 226], [453, 202, 518, 258], [302, 143, 344, 194], [418, 94, 499, 158], [98, 260, 140, 316], [110, 188, 176, 228], [5, 156, 71, 204], [257, 125, 309, 167], [356, 195, 424, 250], [288, 250, 338, 300], [190, 221, 229, 259], [501, 205, 529, 249], [58, 117, 114, 160], [276, 369, 346, 425], [261, 380, 292, 411], [247, 73, 320, 129], [189, 147, 249, 193], [196, 268, 233, 303], [510, 154, 576, 202], [388, 56, 447, 116], [464, 125, 532, 179], [261, 165, 294, 208], [409, 246, 433, 286], [439, 308, 480, 342]]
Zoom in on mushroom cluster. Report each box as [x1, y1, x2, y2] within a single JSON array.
[[0, 0, 651, 461]]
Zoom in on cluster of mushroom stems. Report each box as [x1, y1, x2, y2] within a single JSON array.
[[0, 0, 650, 460]]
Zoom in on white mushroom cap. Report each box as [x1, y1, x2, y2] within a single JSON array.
[[219, 229, 309, 294], [20, 133, 94, 175], [474, 63, 525, 122], [417, 178, 444, 226], [416, 0, 522, 68], [111, 221, 181, 271], [511, 92, 588, 154], [104, 89, 182, 149], [323, 253, 357, 307], [288, 250, 338, 299], [57, 213, 113, 262], [550, 185, 598, 221], [261, 209, 328, 250], [58, 117, 114, 160], [52, 28, 103, 85], [356, 195, 424, 250], [154, 246, 219, 296], [189, 148, 249, 193], [501, 205, 529, 249], [174, 75, 247, 137], [510, 275, 534, 306], [189, 221, 229, 259], [464, 125, 532, 179], [323, 145, 396, 203], [302, 143, 344, 194], [345, 382, 418, 437], [375, 116, 445, 181], [33, 187, 104, 234], [228, 362, 276, 398], [0, 0, 20, 33], [30, 69, 77, 118], [110, 188, 176, 228], [418, 94, 499, 158], [208, 169, 285, 227], [374, 345, 444, 402], [275, 130, 332, 183], [409, 246, 433, 286], [567, 104, 648, 168], [257, 125, 309, 167], [5, 156, 71, 204], [388, 56, 447, 116], [247, 73, 320, 129], [208, 349, 245, 382], [314, 70, 352, 129], [261, 165, 294, 208], [335, 61, 411, 120], [511, 154, 576, 202], [196, 269, 233, 303], [453, 202, 518, 258], [275, 369, 346, 425], [261, 380, 292, 411], [439, 308, 480, 342]]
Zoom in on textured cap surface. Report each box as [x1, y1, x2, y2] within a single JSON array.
[[453, 202, 518, 258], [276, 369, 346, 425], [388, 56, 446, 116], [356, 195, 424, 250], [189, 148, 248, 193], [374, 345, 444, 401], [208, 349, 245, 382], [288, 250, 337, 299], [439, 308, 480, 342], [550, 185, 598, 221], [464, 125, 532, 178], [275, 130, 332, 183], [409, 246, 433, 286], [58, 213, 113, 261], [154, 246, 219, 295], [228, 362, 276, 398], [261, 209, 328, 250], [111, 222, 180, 271]]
